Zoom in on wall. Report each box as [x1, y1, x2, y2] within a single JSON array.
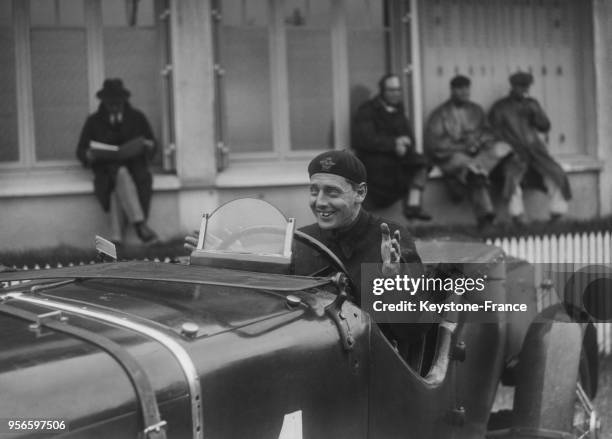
[[0, 186, 180, 251], [593, 0, 612, 216]]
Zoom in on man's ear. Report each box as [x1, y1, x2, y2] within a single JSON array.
[[355, 182, 367, 203]]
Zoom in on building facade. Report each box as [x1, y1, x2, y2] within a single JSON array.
[[1, 0, 610, 250]]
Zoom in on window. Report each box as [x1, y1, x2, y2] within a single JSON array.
[[285, 1, 333, 151], [420, 0, 595, 157], [214, 0, 393, 164], [0, 1, 18, 163], [217, 0, 272, 153], [347, 1, 390, 114], [102, 0, 167, 168], [0, 0, 173, 170], [30, 0, 88, 162]]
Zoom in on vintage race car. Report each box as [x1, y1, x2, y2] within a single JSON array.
[[0, 198, 601, 439]]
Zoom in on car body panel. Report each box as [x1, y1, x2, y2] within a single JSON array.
[[0, 233, 595, 438]]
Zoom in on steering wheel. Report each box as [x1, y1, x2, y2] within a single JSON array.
[[213, 225, 349, 278], [293, 230, 349, 278]]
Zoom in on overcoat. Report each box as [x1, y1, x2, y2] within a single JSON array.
[[352, 98, 429, 208], [424, 99, 511, 181], [488, 95, 571, 200], [76, 102, 157, 214]]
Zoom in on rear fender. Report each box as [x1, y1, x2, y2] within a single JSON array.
[[505, 306, 582, 438]]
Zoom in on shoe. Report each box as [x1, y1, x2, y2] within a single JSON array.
[[549, 212, 562, 223], [135, 222, 159, 244], [512, 214, 528, 227], [403, 205, 433, 221]]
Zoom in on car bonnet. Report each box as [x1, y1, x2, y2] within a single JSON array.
[[0, 261, 332, 338]]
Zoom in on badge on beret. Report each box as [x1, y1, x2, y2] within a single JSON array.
[[308, 150, 367, 183], [320, 157, 336, 171]]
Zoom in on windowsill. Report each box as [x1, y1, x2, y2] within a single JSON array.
[[558, 155, 604, 173], [215, 161, 311, 188], [215, 155, 602, 188], [0, 155, 602, 198], [0, 168, 180, 198]]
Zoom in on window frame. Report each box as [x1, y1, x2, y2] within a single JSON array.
[[1, 0, 174, 171], [212, 0, 396, 167]]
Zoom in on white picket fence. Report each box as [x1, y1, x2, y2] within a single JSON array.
[[487, 232, 612, 356]]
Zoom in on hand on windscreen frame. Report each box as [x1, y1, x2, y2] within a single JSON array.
[[184, 230, 199, 252]]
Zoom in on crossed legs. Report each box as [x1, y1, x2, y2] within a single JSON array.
[[107, 166, 157, 243]]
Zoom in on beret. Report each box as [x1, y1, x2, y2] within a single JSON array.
[[509, 71, 533, 86], [450, 74, 471, 88], [308, 150, 367, 184]]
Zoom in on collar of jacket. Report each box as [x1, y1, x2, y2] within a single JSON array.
[[376, 96, 399, 113], [321, 208, 371, 258]]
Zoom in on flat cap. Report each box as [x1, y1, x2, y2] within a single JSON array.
[[450, 74, 471, 88], [509, 71, 534, 86], [308, 150, 367, 183]]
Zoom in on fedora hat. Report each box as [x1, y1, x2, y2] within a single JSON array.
[[96, 78, 131, 100]]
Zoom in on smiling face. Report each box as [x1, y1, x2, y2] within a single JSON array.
[[309, 173, 366, 230]]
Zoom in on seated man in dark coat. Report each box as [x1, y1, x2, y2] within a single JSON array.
[[352, 74, 432, 220], [489, 72, 572, 223], [425, 75, 521, 229], [76, 78, 158, 244]]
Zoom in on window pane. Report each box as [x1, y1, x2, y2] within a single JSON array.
[[31, 0, 85, 26], [220, 0, 272, 153], [348, 0, 389, 115], [103, 0, 161, 156], [420, 0, 589, 156], [102, 0, 155, 27], [31, 0, 87, 161], [285, 0, 330, 27], [31, 28, 89, 161], [286, 1, 333, 151], [0, 2, 18, 162]]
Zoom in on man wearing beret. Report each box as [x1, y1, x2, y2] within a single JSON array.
[[352, 74, 432, 221], [489, 72, 571, 223], [299, 150, 422, 300], [185, 150, 426, 352], [185, 150, 422, 298], [76, 78, 159, 244], [425, 75, 521, 229]]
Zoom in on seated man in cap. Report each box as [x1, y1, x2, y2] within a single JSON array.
[[424, 75, 521, 229], [76, 78, 159, 245], [352, 74, 432, 220], [489, 72, 572, 224]]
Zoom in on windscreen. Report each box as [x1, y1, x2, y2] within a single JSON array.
[[199, 198, 293, 257]]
